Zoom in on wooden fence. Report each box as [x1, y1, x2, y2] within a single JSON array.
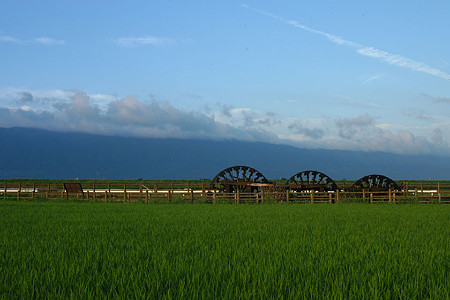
[[1, 181, 449, 204]]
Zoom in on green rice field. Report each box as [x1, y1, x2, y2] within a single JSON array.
[[1, 201, 449, 299]]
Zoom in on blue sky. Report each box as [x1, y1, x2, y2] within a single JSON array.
[[1, 1, 450, 156]]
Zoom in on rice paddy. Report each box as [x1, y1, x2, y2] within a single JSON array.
[[0, 201, 448, 298]]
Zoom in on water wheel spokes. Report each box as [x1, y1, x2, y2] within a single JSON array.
[[210, 165, 271, 193], [286, 170, 338, 192], [349, 174, 400, 192]]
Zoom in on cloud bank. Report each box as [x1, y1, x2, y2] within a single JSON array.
[[283, 113, 448, 156], [0, 89, 448, 156], [0, 91, 275, 143]]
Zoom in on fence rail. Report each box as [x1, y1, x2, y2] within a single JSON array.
[[1, 181, 449, 204]]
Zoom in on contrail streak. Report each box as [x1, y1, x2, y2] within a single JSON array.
[[242, 4, 450, 81]]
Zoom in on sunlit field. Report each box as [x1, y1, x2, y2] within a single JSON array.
[[1, 201, 448, 298]]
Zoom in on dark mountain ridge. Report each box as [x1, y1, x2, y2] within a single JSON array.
[[0, 127, 449, 180]]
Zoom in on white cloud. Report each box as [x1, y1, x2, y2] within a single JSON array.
[[114, 36, 179, 47], [230, 107, 252, 114], [0, 34, 65, 45], [89, 93, 115, 101], [19, 105, 33, 111], [285, 20, 362, 48], [243, 5, 450, 81], [357, 48, 450, 80], [361, 74, 384, 84], [34, 37, 65, 45], [0, 35, 23, 43]]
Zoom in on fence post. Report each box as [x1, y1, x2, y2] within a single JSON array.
[[124, 184, 127, 202], [93, 183, 96, 201], [393, 191, 396, 204], [329, 193, 332, 204], [438, 192, 441, 203], [17, 182, 21, 200], [32, 183, 35, 200], [438, 182, 440, 194], [202, 182, 205, 196], [370, 193, 373, 204], [336, 190, 340, 203], [405, 182, 409, 197], [310, 190, 314, 203], [261, 188, 264, 203], [415, 189, 418, 201], [213, 189, 216, 204], [108, 182, 111, 194], [191, 190, 194, 204], [362, 189, 366, 202], [154, 184, 158, 193], [388, 188, 392, 203], [236, 190, 240, 204], [104, 190, 107, 202], [139, 183, 142, 194], [286, 190, 289, 203]]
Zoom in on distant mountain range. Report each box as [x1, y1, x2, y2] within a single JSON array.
[[0, 127, 449, 180]]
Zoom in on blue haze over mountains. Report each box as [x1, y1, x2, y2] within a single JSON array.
[[0, 127, 449, 180]]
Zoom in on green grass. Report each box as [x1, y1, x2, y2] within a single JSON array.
[[1, 202, 448, 299]]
